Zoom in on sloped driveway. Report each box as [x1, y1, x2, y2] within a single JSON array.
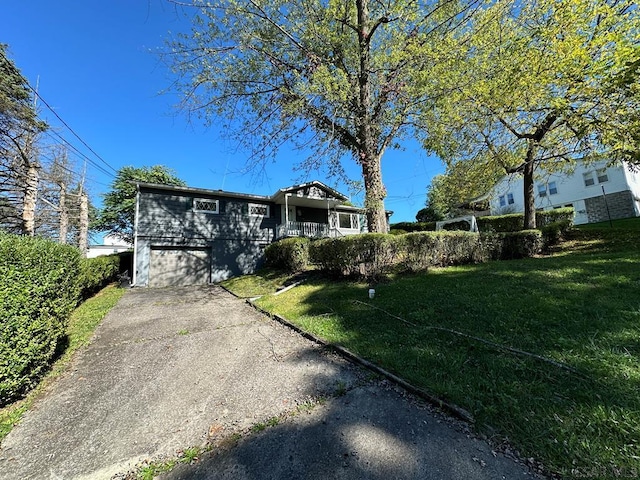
[[0, 286, 543, 480]]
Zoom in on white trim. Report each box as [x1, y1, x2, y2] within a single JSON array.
[[248, 203, 270, 216], [193, 198, 220, 214]]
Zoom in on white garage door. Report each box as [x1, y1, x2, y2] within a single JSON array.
[[149, 247, 211, 287]]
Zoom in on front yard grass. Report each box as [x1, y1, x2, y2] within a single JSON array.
[[229, 229, 640, 479], [220, 267, 300, 298], [0, 284, 125, 443]]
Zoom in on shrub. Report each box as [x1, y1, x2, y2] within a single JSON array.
[[477, 213, 524, 233], [310, 234, 400, 278], [0, 234, 82, 405], [389, 221, 436, 232], [536, 207, 574, 228], [400, 231, 485, 271], [78, 255, 121, 299], [441, 219, 474, 231], [389, 229, 408, 235], [484, 230, 544, 260], [478, 207, 574, 232], [540, 219, 573, 247], [264, 237, 310, 272]]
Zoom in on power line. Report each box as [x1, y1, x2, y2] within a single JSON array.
[[43, 129, 115, 179], [26, 83, 119, 176]]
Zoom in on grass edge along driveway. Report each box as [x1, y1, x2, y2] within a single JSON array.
[[225, 230, 640, 480]]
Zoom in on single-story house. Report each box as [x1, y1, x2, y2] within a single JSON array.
[[133, 180, 391, 287], [87, 233, 132, 259], [488, 161, 640, 225]]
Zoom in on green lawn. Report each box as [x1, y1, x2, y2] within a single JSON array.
[[221, 267, 299, 298], [0, 284, 125, 443], [230, 226, 640, 479], [575, 216, 640, 231]]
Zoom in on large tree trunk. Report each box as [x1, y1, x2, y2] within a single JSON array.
[[356, 0, 387, 233], [523, 149, 536, 229], [361, 154, 387, 232], [79, 193, 88, 257], [21, 162, 39, 236], [58, 182, 68, 244]]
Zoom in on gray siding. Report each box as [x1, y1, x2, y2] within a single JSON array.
[[135, 188, 277, 286]]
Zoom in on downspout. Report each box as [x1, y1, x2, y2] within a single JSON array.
[[132, 184, 140, 286]]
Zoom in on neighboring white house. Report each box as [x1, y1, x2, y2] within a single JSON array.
[[489, 161, 640, 225], [87, 233, 132, 258]]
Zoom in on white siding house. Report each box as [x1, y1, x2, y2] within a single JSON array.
[[489, 162, 640, 225], [87, 233, 132, 258]]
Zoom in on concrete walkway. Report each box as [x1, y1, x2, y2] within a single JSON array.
[[0, 286, 543, 480]]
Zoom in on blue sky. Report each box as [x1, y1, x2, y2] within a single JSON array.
[[1, 0, 444, 228]]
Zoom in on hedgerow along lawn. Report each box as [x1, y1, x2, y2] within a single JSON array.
[[228, 226, 640, 479]]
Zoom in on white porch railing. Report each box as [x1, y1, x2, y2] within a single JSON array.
[[277, 221, 332, 239]]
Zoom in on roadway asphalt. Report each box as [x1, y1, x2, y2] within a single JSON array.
[[0, 285, 544, 480]]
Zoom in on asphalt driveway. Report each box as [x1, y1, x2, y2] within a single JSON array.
[[0, 286, 543, 479]]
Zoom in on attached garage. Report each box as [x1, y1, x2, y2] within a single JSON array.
[[148, 247, 211, 288]]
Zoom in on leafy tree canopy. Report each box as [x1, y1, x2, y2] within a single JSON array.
[[424, 156, 503, 219], [92, 165, 186, 243], [422, 0, 640, 228], [165, 0, 481, 232]]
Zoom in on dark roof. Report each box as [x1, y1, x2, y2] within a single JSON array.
[[137, 180, 348, 203]]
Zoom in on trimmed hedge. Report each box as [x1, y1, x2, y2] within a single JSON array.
[[483, 230, 544, 260], [540, 219, 573, 247], [309, 230, 544, 279], [0, 234, 82, 405], [478, 207, 574, 232], [399, 231, 485, 272], [536, 207, 574, 228], [477, 213, 524, 233], [78, 254, 121, 299], [310, 234, 400, 278], [0, 235, 123, 406], [389, 221, 436, 232], [264, 237, 310, 272]]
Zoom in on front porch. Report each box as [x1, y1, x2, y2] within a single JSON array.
[[276, 221, 339, 239]]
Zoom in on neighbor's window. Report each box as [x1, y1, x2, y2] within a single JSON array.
[[193, 198, 219, 214], [499, 195, 506, 207], [507, 193, 514, 205], [583, 172, 595, 187], [548, 181, 558, 195], [597, 168, 609, 183], [248, 203, 270, 216], [538, 184, 547, 197], [338, 212, 358, 229]]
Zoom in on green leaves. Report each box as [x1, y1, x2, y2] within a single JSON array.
[[422, 0, 640, 227], [92, 165, 185, 243], [165, 0, 486, 231]]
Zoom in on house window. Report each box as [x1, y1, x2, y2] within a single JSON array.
[[248, 203, 270, 216], [583, 172, 595, 187], [507, 193, 514, 205], [338, 212, 358, 229], [499, 195, 506, 207], [193, 198, 219, 214], [597, 168, 609, 183], [548, 181, 558, 195], [538, 184, 547, 197]]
